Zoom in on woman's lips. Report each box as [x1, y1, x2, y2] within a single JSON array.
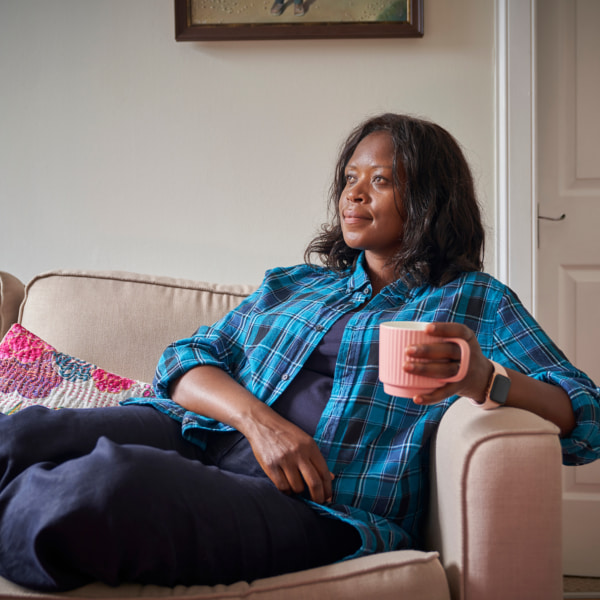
[[343, 211, 371, 224]]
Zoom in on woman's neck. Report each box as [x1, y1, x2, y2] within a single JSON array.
[[365, 257, 397, 295]]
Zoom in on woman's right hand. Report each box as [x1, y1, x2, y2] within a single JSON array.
[[170, 365, 334, 504], [242, 407, 334, 504]]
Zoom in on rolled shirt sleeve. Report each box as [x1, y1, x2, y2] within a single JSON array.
[[492, 287, 600, 465]]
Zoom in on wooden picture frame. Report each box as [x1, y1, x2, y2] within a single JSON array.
[[174, 0, 423, 41]]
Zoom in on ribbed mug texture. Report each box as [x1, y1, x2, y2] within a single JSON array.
[[379, 326, 439, 396], [379, 322, 470, 397]]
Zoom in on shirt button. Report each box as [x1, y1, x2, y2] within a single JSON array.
[[315, 325, 324, 332], [281, 374, 289, 381]]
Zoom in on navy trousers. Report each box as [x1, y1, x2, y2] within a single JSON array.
[[0, 406, 359, 592]]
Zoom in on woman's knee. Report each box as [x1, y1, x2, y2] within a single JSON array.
[[75, 437, 198, 516]]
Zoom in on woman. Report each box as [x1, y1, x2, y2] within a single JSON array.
[[0, 114, 598, 591]]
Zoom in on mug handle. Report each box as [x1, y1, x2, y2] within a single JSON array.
[[439, 337, 471, 383]]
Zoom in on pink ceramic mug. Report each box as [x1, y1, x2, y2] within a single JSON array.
[[379, 321, 471, 397]]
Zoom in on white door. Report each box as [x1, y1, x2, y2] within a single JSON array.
[[536, 0, 600, 577]]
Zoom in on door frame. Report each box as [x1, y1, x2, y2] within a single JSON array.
[[495, 0, 536, 313]]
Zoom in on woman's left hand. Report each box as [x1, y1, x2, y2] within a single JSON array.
[[403, 322, 492, 406]]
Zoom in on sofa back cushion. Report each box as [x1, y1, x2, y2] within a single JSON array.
[[19, 270, 256, 384]]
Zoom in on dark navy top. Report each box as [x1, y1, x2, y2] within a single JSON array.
[[203, 312, 353, 479]]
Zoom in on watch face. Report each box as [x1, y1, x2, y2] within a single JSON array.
[[490, 374, 511, 405]]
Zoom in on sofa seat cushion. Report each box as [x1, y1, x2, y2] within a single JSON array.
[[0, 551, 449, 600]]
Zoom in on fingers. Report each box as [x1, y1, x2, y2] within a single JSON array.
[[301, 458, 334, 504], [266, 460, 333, 504], [404, 341, 462, 378], [279, 464, 332, 504], [424, 321, 474, 341], [413, 385, 457, 406], [404, 357, 462, 381], [250, 426, 334, 504], [405, 322, 491, 405], [404, 322, 476, 378], [281, 453, 334, 505]]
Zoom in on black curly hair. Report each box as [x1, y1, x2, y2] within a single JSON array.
[[304, 113, 485, 288]]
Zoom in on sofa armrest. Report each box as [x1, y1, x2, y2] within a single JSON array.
[[427, 398, 563, 600], [0, 272, 24, 339]]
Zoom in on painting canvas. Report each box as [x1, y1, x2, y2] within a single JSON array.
[[175, 0, 423, 40]]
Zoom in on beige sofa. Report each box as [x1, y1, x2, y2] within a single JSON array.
[[0, 269, 564, 600]]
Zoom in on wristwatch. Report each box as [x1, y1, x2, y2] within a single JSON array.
[[471, 360, 511, 410]]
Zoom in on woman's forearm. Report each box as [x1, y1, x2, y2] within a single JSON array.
[[407, 323, 578, 438], [168, 365, 335, 503], [505, 368, 576, 437], [169, 365, 276, 436]]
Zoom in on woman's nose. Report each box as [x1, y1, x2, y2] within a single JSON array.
[[346, 182, 366, 203]]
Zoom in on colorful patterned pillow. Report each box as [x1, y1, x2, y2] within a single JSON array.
[[0, 324, 153, 415]]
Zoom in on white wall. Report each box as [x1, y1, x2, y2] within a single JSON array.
[[0, 0, 495, 286]]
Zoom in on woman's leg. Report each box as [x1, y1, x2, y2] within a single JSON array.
[[0, 405, 200, 488], [0, 435, 359, 592]]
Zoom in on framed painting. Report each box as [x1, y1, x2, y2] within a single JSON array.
[[174, 0, 424, 41]]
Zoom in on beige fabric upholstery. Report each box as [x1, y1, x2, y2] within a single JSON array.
[[19, 270, 256, 383], [0, 272, 24, 339], [0, 552, 449, 600], [428, 399, 563, 600], [0, 269, 564, 599]]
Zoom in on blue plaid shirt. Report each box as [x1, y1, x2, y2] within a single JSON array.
[[126, 253, 600, 559]]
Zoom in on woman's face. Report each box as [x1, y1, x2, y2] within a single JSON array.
[[339, 131, 404, 264]]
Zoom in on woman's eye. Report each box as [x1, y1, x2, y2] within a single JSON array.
[[345, 173, 356, 183], [373, 175, 388, 184]]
